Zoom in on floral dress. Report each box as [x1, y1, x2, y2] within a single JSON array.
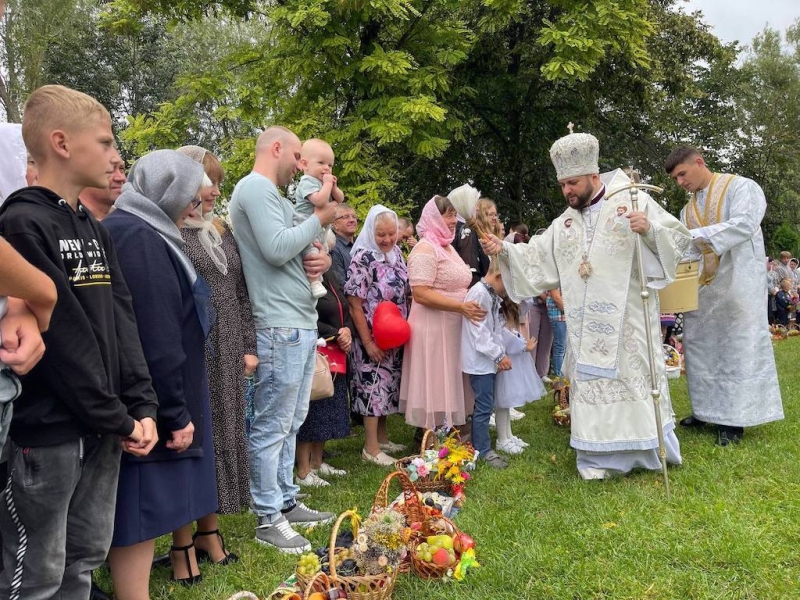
[[344, 247, 410, 416]]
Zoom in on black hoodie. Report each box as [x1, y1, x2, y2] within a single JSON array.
[[0, 186, 158, 447]]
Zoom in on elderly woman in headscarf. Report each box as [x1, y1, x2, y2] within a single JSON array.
[[399, 195, 486, 446], [103, 150, 219, 597], [175, 145, 256, 563], [344, 205, 410, 466]]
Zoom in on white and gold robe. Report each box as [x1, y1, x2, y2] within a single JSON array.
[[500, 170, 692, 478], [680, 174, 783, 427]]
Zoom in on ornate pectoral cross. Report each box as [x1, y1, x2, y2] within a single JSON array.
[[579, 253, 593, 281]]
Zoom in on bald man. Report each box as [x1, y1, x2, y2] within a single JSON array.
[[229, 126, 337, 553]]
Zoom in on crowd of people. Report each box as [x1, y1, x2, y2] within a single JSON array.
[[0, 82, 785, 599], [767, 251, 800, 327]]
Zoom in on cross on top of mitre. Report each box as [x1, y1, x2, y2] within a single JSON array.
[[567, 121, 574, 134]]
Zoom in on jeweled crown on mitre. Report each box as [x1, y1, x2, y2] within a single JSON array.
[[549, 123, 600, 180]]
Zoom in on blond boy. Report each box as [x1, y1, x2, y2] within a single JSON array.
[[293, 138, 344, 298], [0, 85, 159, 599]]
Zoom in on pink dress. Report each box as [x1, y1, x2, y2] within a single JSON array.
[[399, 239, 473, 428]]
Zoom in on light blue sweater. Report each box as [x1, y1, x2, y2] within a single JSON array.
[[229, 172, 321, 329]]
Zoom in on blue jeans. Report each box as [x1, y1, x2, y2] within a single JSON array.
[[249, 327, 317, 519], [468, 373, 496, 456], [550, 320, 567, 377]]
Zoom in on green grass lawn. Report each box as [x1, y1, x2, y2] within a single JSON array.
[[107, 339, 800, 599]]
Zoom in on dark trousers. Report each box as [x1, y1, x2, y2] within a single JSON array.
[[0, 435, 121, 600]]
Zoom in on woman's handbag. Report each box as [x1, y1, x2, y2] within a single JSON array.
[[317, 281, 348, 376], [311, 352, 335, 400], [318, 344, 347, 374]]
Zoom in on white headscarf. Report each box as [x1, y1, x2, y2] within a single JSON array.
[[177, 145, 228, 275], [350, 204, 400, 265], [0, 123, 28, 206]]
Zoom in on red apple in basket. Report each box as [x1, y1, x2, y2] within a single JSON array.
[[453, 532, 475, 554]]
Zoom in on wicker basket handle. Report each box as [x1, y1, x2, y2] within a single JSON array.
[[420, 429, 437, 451], [373, 469, 417, 510], [302, 572, 331, 600], [329, 510, 359, 580]]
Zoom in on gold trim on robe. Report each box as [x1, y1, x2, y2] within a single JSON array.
[[685, 173, 736, 285]]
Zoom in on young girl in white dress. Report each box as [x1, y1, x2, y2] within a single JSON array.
[[495, 299, 547, 454]]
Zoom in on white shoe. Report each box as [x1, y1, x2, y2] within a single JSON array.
[[542, 376, 553, 384], [310, 281, 327, 298], [489, 413, 496, 428], [509, 408, 525, 421], [361, 449, 396, 467], [379, 441, 406, 454], [512, 436, 529, 448], [496, 439, 524, 455], [296, 471, 330, 487], [316, 462, 347, 477]]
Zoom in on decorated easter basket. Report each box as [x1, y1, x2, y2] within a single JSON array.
[[394, 430, 454, 495], [372, 470, 427, 526], [328, 510, 399, 600], [408, 517, 461, 580]]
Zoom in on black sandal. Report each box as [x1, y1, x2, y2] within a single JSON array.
[[192, 529, 240, 566], [170, 543, 203, 586]]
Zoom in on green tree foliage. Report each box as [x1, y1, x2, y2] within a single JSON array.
[[5, 0, 798, 250], [730, 22, 800, 246], [113, 0, 660, 218], [398, 0, 736, 227], [0, 0, 86, 121], [769, 222, 800, 259]]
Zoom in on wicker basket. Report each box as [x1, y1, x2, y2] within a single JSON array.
[[552, 377, 570, 426], [372, 470, 428, 573], [328, 510, 399, 600], [394, 430, 453, 495], [409, 533, 458, 581], [372, 470, 427, 527]]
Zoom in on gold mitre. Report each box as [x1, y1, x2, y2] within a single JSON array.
[[549, 122, 600, 180]]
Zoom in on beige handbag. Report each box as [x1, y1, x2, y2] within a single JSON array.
[[310, 352, 334, 400]]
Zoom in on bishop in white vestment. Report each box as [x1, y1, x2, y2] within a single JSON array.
[[666, 146, 783, 446], [483, 131, 692, 479]]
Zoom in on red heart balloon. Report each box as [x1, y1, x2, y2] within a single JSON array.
[[372, 301, 411, 351]]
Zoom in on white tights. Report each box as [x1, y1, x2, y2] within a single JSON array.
[[495, 408, 514, 444]]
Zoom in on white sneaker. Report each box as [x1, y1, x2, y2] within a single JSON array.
[[310, 281, 327, 298], [512, 436, 529, 448], [316, 462, 347, 477], [489, 413, 496, 428], [496, 439, 524, 455], [509, 408, 525, 421], [542, 376, 553, 384], [296, 471, 330, 487]]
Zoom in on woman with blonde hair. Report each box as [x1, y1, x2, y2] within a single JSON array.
[[453, 196, 502, 287], [176, 145, 257, 561]]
